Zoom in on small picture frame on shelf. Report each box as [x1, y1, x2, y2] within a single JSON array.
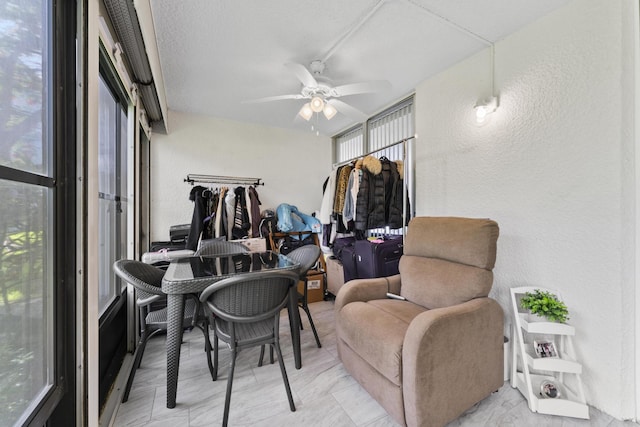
[[533, 339, 558, 358], [539, 380, 562, 399]]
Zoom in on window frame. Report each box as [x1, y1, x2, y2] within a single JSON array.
[[0, 0, 78, 425]]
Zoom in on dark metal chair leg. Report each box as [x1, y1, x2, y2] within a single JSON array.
[[213, 331, 218, 381], [258, 345, 265, 367], [222, 349, 237, 427], [203, 318, 216, 381], [303, 304, 322, 348], [273, 342, 296, 412], [122, 330, 149, 403]]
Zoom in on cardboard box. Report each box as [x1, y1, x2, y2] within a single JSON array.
[[229, 237, 266, 252], [298, 269, 325, 303], [325, 256, 345, 297]]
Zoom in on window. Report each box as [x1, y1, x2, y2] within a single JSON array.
[[333, 96, 414, 164], [335, 126, 364, 164], [332, 97, 415, 235], [367, 99, 414, 159], [98, 76, 129, 315], [0, 1, 57, 425]]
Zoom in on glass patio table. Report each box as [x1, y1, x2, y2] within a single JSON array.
[[161, 251, 301, 408]]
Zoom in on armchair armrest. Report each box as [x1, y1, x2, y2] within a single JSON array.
[[334, 277, 392, 313], [402, 297, 504, 427]]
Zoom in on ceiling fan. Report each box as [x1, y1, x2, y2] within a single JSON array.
[[244, 60, 391, 122]]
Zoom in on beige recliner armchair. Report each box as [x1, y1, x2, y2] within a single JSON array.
[[335, 217, 504, 427]]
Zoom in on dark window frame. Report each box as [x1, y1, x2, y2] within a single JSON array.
[[10, 0, 79, 425]]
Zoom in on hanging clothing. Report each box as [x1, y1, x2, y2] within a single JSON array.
[[202, 190, 218, 241], [185, 181, 263, 245], [232, 186, 250, 239], [247, 186, 262, 238], [215, 187, 228, 239], [388, 160, 410, 228], [342, 161, 361, 229], [186, 186, 208, 251], [333, 164, 353, 215], [225, 189, 235, 239], [354, 156, 402, 230], [319, 168, 338, 224]]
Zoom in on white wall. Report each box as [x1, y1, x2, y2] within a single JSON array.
[[414, 0, 636, 419], [149, 111, 331, 241]]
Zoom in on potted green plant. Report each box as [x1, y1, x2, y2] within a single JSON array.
[[520, 289, 569, 323]]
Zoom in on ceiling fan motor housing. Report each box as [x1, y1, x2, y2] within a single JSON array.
[[309, 60, 326, 75]]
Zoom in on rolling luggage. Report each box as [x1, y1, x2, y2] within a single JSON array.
[[340, 243, 359, 282], [332, 236, 356, 259], [354, 236, 403, 279]]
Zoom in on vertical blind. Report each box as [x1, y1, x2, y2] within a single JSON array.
[[335, 126, 364, 163], [367, 100, 414, 154], [333, 96, 413, 164]]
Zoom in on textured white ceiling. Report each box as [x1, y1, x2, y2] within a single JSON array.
[[148, 0, 570, 136]]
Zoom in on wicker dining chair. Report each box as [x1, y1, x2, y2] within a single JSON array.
[[282, 244, 322, 347], [195, 239, 249, 256], [199, 270, 299, 427], [113, 259, 205, 402]]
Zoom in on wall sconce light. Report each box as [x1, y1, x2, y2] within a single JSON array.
[[474, 96, 498, 124]]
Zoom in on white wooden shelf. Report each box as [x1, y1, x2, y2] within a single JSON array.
[[522, 346, 582, 374], [518, 313, 575, 336], [510, 286, 589, 420], [512, 372, 590, 419]]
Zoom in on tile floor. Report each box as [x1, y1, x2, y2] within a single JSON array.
[[113, 300, 638, 427]]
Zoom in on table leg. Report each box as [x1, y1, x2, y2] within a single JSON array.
[[288, 287, 301, 369], [166, 293, 185, 408]]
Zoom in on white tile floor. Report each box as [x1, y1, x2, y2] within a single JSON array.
[[113, 300, 638, 427]]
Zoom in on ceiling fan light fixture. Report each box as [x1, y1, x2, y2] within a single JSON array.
[[310, 96, 325, 113], [298, 103, 313, 121], [323, 102, 337, 120]]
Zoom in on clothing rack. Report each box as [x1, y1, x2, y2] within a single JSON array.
[[331, 135, 416, 168], [184, 174, 264, 186], [329, 135, 416, 238]]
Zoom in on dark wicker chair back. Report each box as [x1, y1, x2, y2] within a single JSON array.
[[195, 239, 249, 256], [199, 270, 299, 427], [283, 244, 322, 348]]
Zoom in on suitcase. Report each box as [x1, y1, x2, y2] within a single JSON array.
[[326, 256, 345, 297], [339, 243, 359, 282], [169, 223, 191, 243], [354, 236, 403, 279], [332, 236, 356, 259]]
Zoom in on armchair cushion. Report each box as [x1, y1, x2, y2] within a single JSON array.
[[400, 256, 493, 309], [400, 217, 498, 310], [338, 299, 427, 385], [404, 217, 498, 269]]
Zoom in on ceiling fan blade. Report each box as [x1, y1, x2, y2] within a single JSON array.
[[331, 80, 391, 97], [242, 94, 305, 104], [327, 99, 367, 121], [285, 62, 318, 88]]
